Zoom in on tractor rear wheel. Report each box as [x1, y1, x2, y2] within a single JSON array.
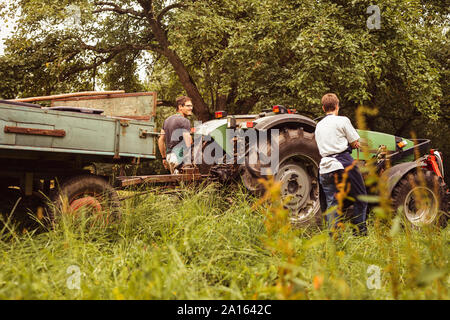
[[50, 174, 121, 226], [391, 170, 448, 227], [243, 128, 322, 227]]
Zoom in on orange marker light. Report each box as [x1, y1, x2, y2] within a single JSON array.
[[272, 106, 280, 113], [246, 121, 254, 128], [215, 111, 227, 119], [397, 140, 407, 148]]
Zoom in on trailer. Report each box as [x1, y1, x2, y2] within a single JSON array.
[[0, 92, 161, 226]]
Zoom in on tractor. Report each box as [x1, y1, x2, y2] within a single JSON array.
[[190, 105, 449, 228]]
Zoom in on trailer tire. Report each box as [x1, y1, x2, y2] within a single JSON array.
[[50, 174, 121, 226], [391, 170, 448, 228]]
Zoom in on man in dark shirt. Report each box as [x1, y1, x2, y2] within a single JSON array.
[[158, 96, 193, 173]]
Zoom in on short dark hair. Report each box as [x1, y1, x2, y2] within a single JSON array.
[[176, 96, 192, 111], [321, 93, 339, 112]]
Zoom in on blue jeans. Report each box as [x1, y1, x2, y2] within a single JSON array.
[[319, 168, 368, 235]]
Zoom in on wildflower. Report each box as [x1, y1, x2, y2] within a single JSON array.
[[313, 275, 324, 290]]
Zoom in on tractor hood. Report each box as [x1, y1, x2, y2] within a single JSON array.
[[194, 119, 229, 153], [353, 130, 415, 162]]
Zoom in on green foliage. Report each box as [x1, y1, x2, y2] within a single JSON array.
[[1, 1, 446, 116], [101, 51, 145, 92], [159, 0, 445, 117]]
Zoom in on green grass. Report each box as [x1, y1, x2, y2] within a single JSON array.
[[0, 182, 448, 300]]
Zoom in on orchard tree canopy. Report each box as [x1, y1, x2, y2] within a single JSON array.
[[0, 0, 447, 124], [1, 0, 448, 181]]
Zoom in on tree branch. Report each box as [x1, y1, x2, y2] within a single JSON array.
[[79, 41, 163, 55], [157, 3, 186, 24], [60, 51, 120, 80], [136, 0, 154, 19], [93, 1, 144, 18]]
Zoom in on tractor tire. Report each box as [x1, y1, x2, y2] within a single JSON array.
[[391, 170, 449, 228], [244, 127, 322, 228], [49, 174, 121, 226]]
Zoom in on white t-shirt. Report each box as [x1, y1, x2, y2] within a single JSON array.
[[314, 115, 360, 174]]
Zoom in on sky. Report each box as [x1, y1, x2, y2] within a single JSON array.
[[0, 22, 14, 55], [0, 0, 17, 55]]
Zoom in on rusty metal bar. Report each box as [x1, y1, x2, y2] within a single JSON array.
[[10, 91, 125, 103], [52, 92, 155, 102], [4, 126, 66, 137], [120, 116, 151, 121], [139, 128, 160, 139], [118, 173, 206, 187]]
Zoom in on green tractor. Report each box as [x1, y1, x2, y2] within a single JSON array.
[[191, 105, 449, 228]]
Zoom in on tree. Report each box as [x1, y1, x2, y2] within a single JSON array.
[[0, 0, 447, 126], [148, 0, 446, 123], [0, 0, 212, 120]]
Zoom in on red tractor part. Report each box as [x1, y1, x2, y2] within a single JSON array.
[[424, 149, 443, 178]]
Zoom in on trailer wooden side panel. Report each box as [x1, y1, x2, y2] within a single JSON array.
[[0, 103, 156, 160], [51, 92, 157, 120]]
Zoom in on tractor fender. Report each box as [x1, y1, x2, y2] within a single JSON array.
[[382, 158, 426, 195], [254, 114, 317, 132]]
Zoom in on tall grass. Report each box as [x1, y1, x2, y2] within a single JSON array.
[[0, 178, 448, 299], [0, 106, 448, 299]]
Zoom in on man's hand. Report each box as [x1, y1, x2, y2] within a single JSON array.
[[350, 140, 360, 149], [162, 159, 169, 169]]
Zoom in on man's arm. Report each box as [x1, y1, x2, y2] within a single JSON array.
[[343, 117, 360, 149], [158, 129, 168, 169]]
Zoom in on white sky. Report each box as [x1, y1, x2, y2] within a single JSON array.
[[0, 24, 14, 55], [0, 0, 17, 56]]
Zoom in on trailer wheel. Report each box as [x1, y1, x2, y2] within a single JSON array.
[[392, 170, 448, 227], [50, 174, 120, 226]]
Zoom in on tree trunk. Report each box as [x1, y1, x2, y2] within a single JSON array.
[[164, 50, 212, 121], [216, 94, 227, 111], [239, 95, 260, 114], [148, 17, 212, 121]]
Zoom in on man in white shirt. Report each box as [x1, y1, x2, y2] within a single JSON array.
[[315, 93, 368, 236]]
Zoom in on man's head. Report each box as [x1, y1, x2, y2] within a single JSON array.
[[321, 93, 339, 114], [176, 96, 193, 117]]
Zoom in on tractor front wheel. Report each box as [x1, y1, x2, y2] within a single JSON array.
[[391, 170, 448, 227]]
